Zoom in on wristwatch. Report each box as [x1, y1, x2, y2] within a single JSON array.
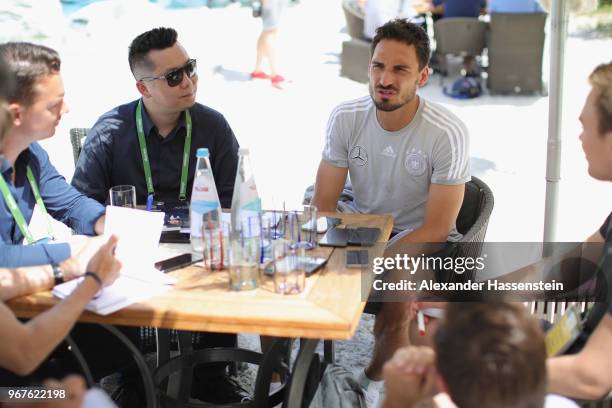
[[51, 263, 64, 286]]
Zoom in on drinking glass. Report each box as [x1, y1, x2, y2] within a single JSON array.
[[228, 216, 261, 291], [109, 185, 136, 208], [288, 205, 317, 250]]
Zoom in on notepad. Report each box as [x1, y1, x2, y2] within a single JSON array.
[[104, 205, 165, 270], [53, 272, 173, 315]]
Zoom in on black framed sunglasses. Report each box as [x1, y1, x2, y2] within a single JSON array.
[[140, 59, 197, 87]]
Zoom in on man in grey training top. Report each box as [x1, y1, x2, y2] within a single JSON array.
[[311, 19, 470, 406]]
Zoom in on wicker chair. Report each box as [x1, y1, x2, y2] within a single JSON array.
[[388, 176, 494, 254], [342, 0, 366, 40], [432, 17, 488, 84], [487, 12, 547, 94], [325, 177, 494, 363], [70, 128, 89, 165], [340, 0, 371, 83]]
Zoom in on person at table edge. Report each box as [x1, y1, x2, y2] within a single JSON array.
[[0, 42, 105, 268], [71, 27, 239, 208]]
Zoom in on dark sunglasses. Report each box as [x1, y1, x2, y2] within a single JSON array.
[[140, 59, 197, 87]]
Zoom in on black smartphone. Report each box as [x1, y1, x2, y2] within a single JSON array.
[[348, 227, 381, 246], [319, 227, 349, 247], [160, 230, 190, 244], [346, 250, 369, 268], [154, 253, 201, 273]]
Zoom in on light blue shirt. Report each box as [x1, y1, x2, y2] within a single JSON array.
[[0, 144, 105, 267], [489, 0, 544, 13]]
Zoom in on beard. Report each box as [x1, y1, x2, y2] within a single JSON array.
[[369, 82, 418, 112]]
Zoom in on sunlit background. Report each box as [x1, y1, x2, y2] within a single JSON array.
[[1, 0, 611, 241]]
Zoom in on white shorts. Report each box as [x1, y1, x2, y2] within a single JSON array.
[[262, 0, 286, 31]]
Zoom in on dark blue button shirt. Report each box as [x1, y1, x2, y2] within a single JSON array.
[[0, 144, 105, 267], [71, 99, 240, 208], [433, 0, 483, 17]]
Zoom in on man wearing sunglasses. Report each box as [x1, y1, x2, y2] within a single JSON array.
[[71, 27, 245, 404], [72, 27, 239, 210]]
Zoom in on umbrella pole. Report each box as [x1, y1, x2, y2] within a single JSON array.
[[543, 0, 568, 249]]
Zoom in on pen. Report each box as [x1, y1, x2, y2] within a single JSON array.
[[417, 310, 426, 336], [146, 194, 153, 211]]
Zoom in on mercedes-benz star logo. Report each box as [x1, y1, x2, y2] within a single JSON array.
[[349, 145, 368, 166]]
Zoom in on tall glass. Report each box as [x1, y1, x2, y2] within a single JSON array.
[[288, 205, 317, 250], [202, 219, 230, 270], [273, 243, 306, 295], [228, 216, 261, 291], [109, 185, 136, 208]]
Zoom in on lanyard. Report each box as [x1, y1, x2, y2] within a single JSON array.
[[0, 165, 53, 244], [135, 99, 192, 201]]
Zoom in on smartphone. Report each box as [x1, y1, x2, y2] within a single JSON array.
[[154, 253, 201, 273], [346, 250, 369, 268], [347, 227, 381, 246], [160, 230, 190, 244], [319, 227, 349, 247], [302, 217, 341, 233]]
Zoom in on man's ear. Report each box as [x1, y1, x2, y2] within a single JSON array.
[[418, 65, 430, 87], [8, 103, 22, 127], [136, 81, 151, 98]]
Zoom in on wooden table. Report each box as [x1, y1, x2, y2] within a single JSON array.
[[7, 212, 394, 407]]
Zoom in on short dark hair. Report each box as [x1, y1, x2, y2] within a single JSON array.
[[588, 61, 612, 135], [435, 302, 547, 408], [0, 56, 14, 147], [0, 56, 14, 101], [128, 27, 178, 79], [0, 42, 61, 105], [371, 19, 430, 70]]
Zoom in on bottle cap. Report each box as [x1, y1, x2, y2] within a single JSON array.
[[196, 148, 209, 158], [238, 147, 250, 155]]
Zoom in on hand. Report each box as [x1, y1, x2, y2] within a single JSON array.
[[382, 346, 437, 408], [94, 214, 105, 235], [67, 235, 107, 278], [3, 375, 86, 408], [86, 235, 121, 287]]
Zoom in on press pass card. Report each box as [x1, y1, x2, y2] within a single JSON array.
[[545, 305, 583, 357]]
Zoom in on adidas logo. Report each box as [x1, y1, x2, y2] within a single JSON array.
[[380, 145, 396, 158]]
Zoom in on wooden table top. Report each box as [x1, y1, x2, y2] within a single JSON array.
[[8, 212, 393, 340]]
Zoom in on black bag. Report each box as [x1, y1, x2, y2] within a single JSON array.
[[309, 365, 367, 408], [252, 0, 262, 17]]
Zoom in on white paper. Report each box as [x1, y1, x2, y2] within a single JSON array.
[[104, 206, 165, 271], [52, 274, 172, 315], [28, 204, 73, 243], [120, 267, 176, 285]]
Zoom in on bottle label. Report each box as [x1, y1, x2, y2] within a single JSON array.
[[191, 200, 220, 214]]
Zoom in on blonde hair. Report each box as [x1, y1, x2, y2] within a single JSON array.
[[589, 61, 612, 135]]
